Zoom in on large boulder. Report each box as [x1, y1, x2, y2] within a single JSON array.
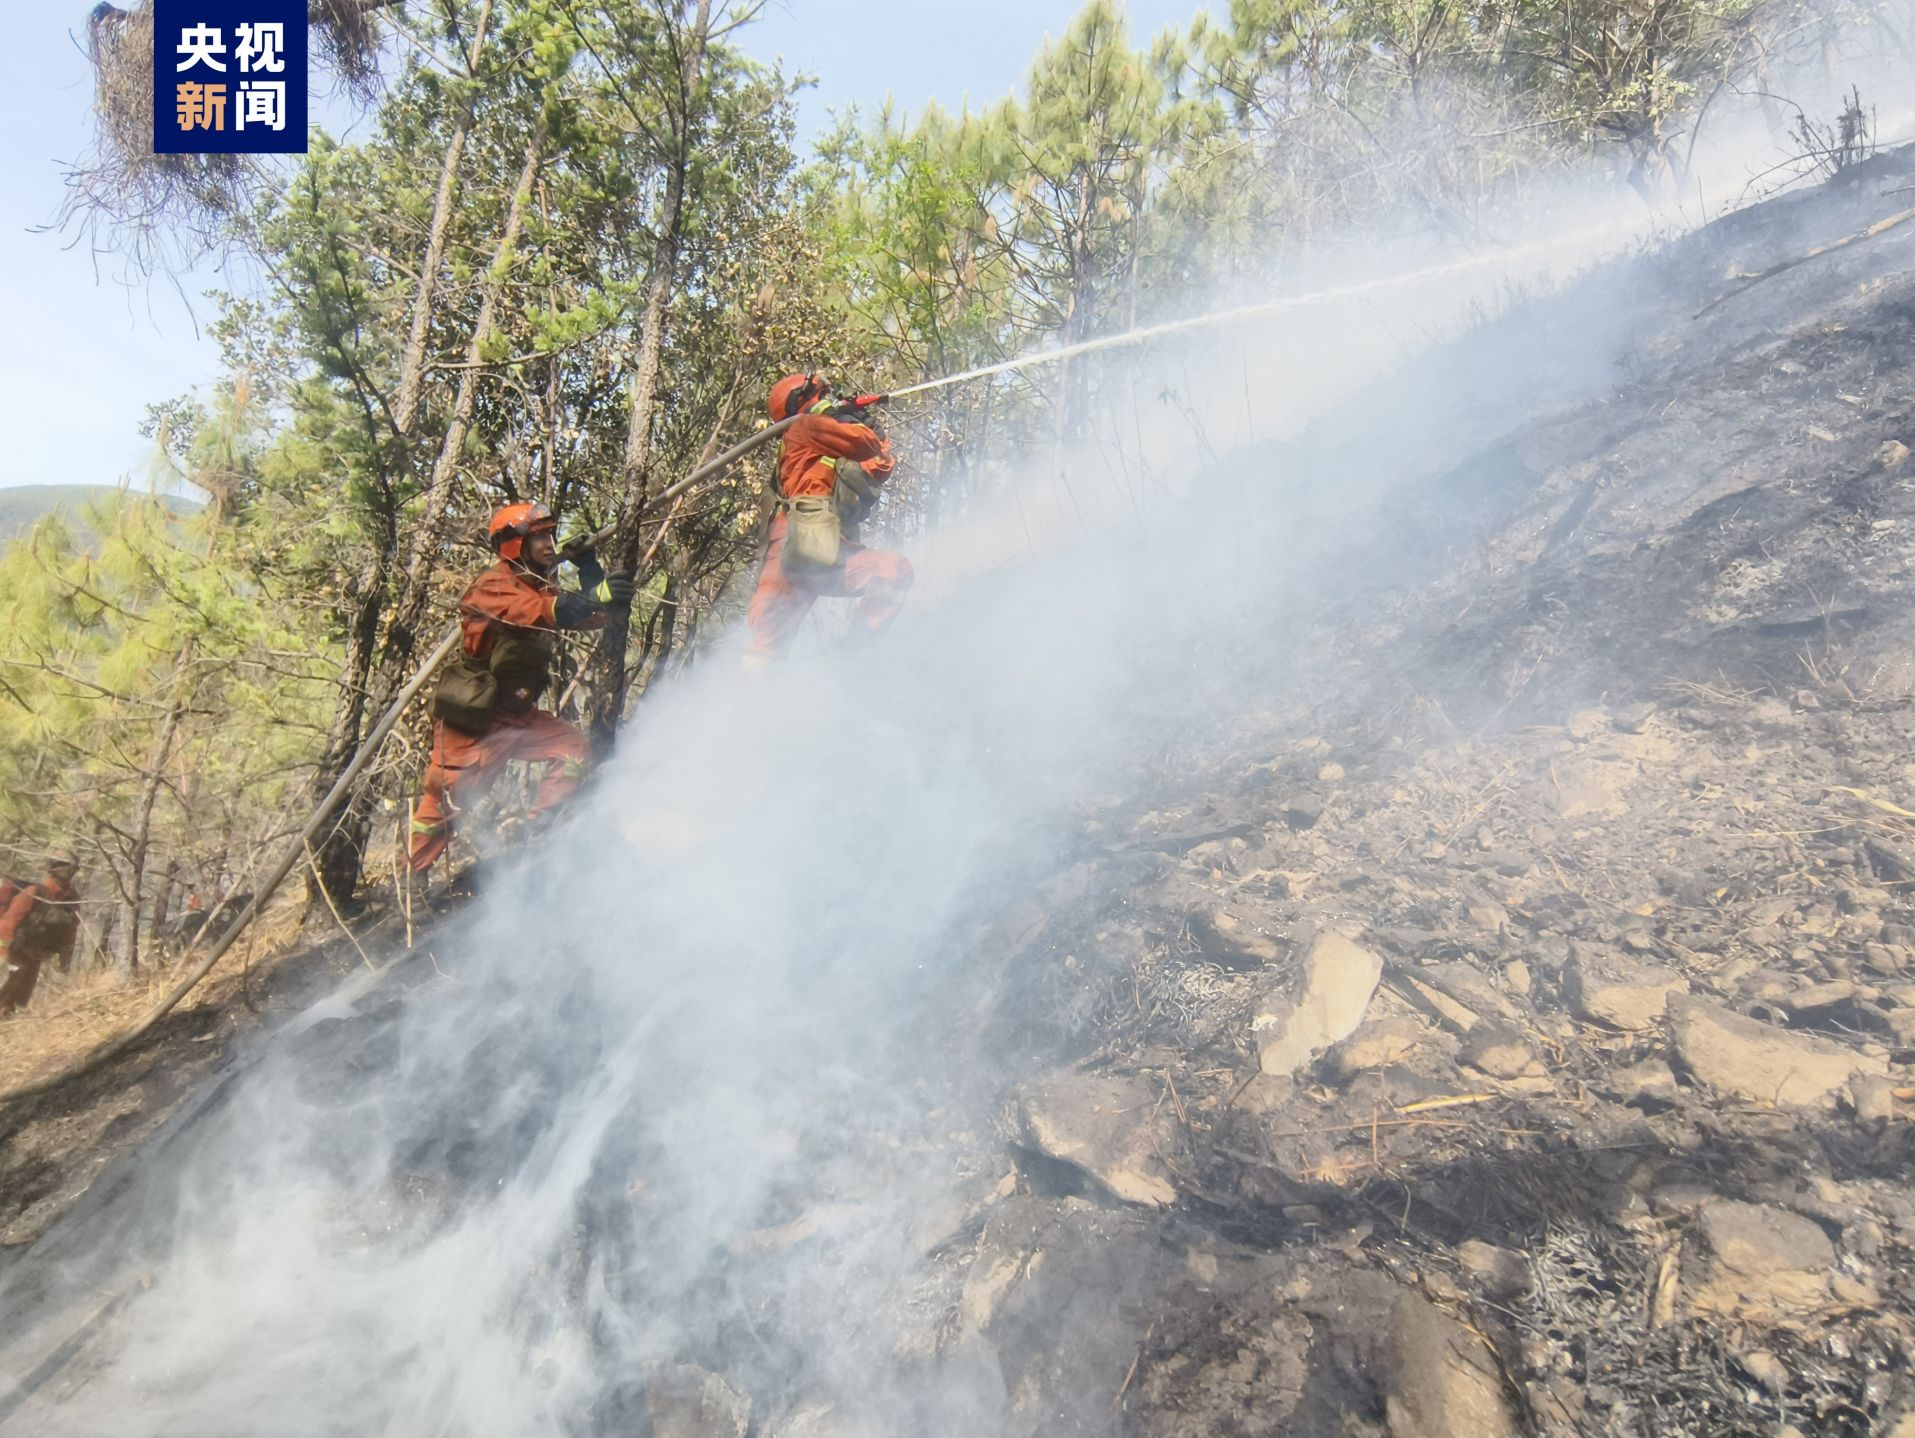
[[1255, 932, 1384, 1076], [957, 1197, 1172, 1437], [1667, 996, 1885, 1109], [1014, 1073, 1176, 1207], [1385, 1288, 1521, 1438], [1565, 950, 1688, 1030], [1187, 904, 1284, 968], [1460, 1021, 1543, 1080], [647, 1365, 751, 1438], [1689, 1201, 1838, 1318], [1325, 1016, 1434, 1083]]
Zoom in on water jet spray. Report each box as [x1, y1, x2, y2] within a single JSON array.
[[884, 214, 1647, 403]]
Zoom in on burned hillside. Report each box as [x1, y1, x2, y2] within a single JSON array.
[[5, 147, 1915, 1438]]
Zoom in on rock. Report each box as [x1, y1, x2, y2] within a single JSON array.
[[1738, 1350, 1788, 1394], [1742, 968, 1799, 1003], [1783, 979, 1858, 1012], [1565, 951, 1688, 1030], [1460, 1021, 1540, 1080], [762, 1407, 845, 1438], [1852, 1073, 1895, 1126], [1832, 1273, 1875, 1303], [1503, 960, 1532, 997], [647, 1365, 751, 1438], [1651, 1183, 1719, 1217], [1666, 996, 1886, 1109], [1186, 906, 1283, 969], [1397, 972, 1481, 1034], [1420, 962, 1523, 1023], [1567, 708, 1608, 739], [1457, 1239, 1531, 1300], [1283, 794, 1325, 830], [1255, 932, 1383, 1076], [1610, 1059, 1679, 1104], [1325, 1016, 1430, 1082], [1690, 1201, 1835, 1317], [958, 1197, 1170, 1429], [1552, 760, 1632, 818], [1613, 702, 1658, 734], [1864, 943, 1903, 975], [1386, 1288, 1520, 1438], [1318, 761, 1345, 782], [1015, 1073, 1176, 1207], [1877, 439, 1911, 470], [1465, 900, 1509, 934]]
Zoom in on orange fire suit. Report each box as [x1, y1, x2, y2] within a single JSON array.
[[743, 408, 914, 669], [0, 876, 80, 1014], [407, 561, 605, 873]]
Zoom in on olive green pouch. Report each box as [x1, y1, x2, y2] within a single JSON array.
[[783, 496, 843, 574], [430, 657, 499, 734]]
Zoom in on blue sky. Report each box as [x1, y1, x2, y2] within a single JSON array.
[[0, 0, 1198, 493]]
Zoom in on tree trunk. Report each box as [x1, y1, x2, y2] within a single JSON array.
[[305, 7, 495, 903], [310, 128, 544, 905], [383, 128, 546, 693], [94, 907, 117, 974], [392, 0, 493, 436], [308, 544, 390, 902], [116, 673, 189, 978], [582, 0, 713, 753]]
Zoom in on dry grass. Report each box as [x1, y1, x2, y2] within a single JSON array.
[[63, 0, 386, 267], [66, 3, 251, 268], [0, 886, 311, 1095]]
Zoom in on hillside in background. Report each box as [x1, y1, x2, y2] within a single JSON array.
[[0, 484, 201, 544]]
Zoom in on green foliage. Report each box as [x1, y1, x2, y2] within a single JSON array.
[[0, 490, 334, 908], [36, 0, 1888, 928]]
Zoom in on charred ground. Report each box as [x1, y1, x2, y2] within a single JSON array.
[[5, 150, 1915, 1436], [944, 148, 1915, 1437]]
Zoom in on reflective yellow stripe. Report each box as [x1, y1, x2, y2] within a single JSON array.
[[411, 818, 447, 837]]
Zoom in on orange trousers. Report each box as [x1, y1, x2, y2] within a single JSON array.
[[744, 516, 914, 670], [0, 949, 51, 1014], [408, 709, 590, 872]]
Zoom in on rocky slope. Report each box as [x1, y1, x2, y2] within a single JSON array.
[[5, 150, 1915, 1438], [935, 151, 1915, 1438]]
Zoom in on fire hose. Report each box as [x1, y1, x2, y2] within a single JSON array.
[[0, 404, 873, 1109]]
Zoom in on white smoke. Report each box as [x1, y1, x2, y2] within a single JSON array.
[[2, 25, 1911, 1434]]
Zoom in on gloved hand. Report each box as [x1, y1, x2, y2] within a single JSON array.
[[594, 571, 637, 606], [569, 543, 606, 591], [553, 589, 600, 629]]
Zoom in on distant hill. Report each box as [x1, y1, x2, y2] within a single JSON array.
[[0, 485, 203, 545]]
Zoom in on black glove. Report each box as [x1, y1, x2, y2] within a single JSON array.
[[834, 404, 885, 438], [595, 572, 637, 606], [554, 590, 600, 629], [571, 547, 606, 591]]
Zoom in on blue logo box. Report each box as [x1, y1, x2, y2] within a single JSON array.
[[152, 0, 307, 154]]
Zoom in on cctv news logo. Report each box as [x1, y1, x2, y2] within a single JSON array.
[[153, 0, 307, 154]]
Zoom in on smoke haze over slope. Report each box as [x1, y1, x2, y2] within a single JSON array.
[[5, 73, 1915, 1434]]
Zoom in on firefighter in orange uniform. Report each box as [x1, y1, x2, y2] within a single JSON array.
[[0, 850, 81, 1015], [407, 503, 634, 873], [743, 373, 914, 670]]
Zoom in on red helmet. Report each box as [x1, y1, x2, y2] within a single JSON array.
[[769, 372, 828, 422], [488, 502, 558, 563]]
